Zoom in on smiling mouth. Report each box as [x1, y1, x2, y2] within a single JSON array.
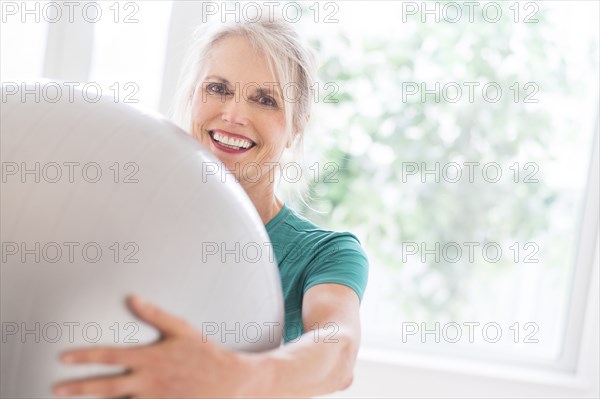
[[208, 130, 256, 152]]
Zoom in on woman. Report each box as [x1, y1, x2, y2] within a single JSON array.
[[54, 16, 368, 398]]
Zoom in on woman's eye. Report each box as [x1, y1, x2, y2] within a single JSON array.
[[206, 83, 229, 95], [257, 96, 277, 108]]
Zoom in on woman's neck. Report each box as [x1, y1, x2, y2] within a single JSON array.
[[241, 182, 283, 225]]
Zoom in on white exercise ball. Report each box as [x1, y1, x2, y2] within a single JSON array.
[[0, 82, 284, 398]]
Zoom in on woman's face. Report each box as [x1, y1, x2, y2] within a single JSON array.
[[190, 35, 289, 185]]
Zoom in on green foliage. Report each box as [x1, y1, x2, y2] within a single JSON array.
[[285, 4, 598, 323]]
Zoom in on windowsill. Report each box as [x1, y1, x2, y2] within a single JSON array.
[[356, 346, 590, 391]]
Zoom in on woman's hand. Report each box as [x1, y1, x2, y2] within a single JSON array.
[[53, 295, 251, 398]]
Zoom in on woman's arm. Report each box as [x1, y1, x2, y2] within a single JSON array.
[[241, 283, 362, 398], [53, 286, 362, 398]]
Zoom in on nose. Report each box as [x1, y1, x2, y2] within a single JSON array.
[[221, 96, 250, 126]]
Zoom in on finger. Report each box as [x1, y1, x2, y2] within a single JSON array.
[[60, 346, 142, 367], [53, 374, 136, 398], [127, 294, 193, 338]]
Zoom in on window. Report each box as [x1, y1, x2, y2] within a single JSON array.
[[290, 0, 599, 368], [0, 1, 172, 110], [0, 0, 49, 79], [88, 1, 173, 110]]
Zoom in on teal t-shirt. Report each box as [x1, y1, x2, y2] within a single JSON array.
[[265, 204, 369, 343]]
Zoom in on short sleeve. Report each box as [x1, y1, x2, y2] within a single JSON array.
[[302, 233, 369, 303]]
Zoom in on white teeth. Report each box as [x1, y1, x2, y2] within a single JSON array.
[[213, 132, 253, 149]]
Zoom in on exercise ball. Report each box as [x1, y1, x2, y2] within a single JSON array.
[[0, 81, 284, 398]]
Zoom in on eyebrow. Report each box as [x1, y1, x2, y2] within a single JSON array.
[[203, 75, 282, 101], [204, 75, 230, 84]]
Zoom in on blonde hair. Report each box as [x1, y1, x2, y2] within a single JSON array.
[[171, 15, 318, 146]]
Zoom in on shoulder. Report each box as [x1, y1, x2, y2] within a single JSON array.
[[268, 205, 366, 256], [268, 205, 369, 301]]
